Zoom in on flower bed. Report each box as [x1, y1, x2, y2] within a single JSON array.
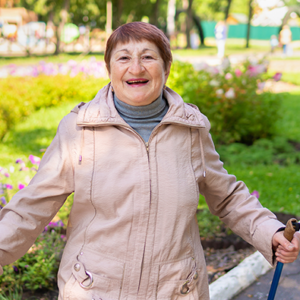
[[0, 156, 72, 297], [168, 59, 282, 145]]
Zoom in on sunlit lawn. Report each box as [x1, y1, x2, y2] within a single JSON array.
[[0, 53, 105, 67]]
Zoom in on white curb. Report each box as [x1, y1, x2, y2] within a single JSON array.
[[209, 251, 272, 300]]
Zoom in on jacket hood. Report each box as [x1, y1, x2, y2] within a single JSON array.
[[72, 83, 206, 129]]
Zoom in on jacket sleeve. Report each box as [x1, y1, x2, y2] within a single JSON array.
[[197, 115, 283, 266], [0, 116, 75, 275]]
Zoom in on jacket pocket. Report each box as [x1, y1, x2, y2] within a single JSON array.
[[64, 251, 124, 300], [157, 257, 200, 300]]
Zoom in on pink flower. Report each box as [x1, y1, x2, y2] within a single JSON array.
[[257, 82, 265, 91], [4, 173, 9, 178], [18, 183, 25, 190], [225, 73, 233, 80], [273, 72, 282, 82], [225, 88, 235, 99], [251, 190, 260, 199], [247, 65, 266, 77], [216, 89, 224, 97], [28, 155, 41, 165], [5, 184, 13, 189], [235, 69, 242, 77]]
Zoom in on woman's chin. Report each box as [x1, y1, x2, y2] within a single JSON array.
[[121, 93, 157, 106]]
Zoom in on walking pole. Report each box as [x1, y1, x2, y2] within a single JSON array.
[[267, 218, 300, 300]]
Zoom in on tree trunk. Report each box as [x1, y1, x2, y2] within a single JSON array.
[[224, 0, 232, 21], [116, 0, 123, 27], [192, 14, 205, 46], [150, 0, 161, 27], [245, 0, 252, 48], [185, 0, 193, 48], [175, 9, 205, 46], [55, 0, 70, 55], [166, 0, 176, 38]]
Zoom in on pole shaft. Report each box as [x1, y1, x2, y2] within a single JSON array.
[[268, 261, 284, 300]]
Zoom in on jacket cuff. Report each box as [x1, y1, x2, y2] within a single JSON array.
[[0, 264, 3, 275], [252, 218, 284, 266]]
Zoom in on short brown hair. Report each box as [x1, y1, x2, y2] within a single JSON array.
[[105, 22, 172, 72]]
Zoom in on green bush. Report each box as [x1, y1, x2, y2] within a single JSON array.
[[167, 60, 282, 145], [0, 226, 65, 293], [217, 137, 300, 166], [0, 75, 109, 140]]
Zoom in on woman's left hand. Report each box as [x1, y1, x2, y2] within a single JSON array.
[[272, 231, 300, 264]]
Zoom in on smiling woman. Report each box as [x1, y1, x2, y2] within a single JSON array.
[[108, 39, 169, 106], [0, 22, 299, 300], [105, 22, 172, 106]]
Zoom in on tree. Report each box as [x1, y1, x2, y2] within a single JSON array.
[[224, 0, 232, 20], [150, 0, 162, 27], [281, 2, 300, 27], [185, 0, 193, 48], [245, 0, 253, 48]]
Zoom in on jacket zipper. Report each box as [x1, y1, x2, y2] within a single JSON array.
[[76, 120, 202, 293]]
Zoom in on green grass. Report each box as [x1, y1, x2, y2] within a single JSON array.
[[197, 162, 300, 237], [227, 164, 300, 215], [0, 100, 80, 165], [172, 44, 271, 57], [0, 53, 104, 67], [281, 73, 300, 86], [276, 91, 300, 141], [268, 55, 300, 61], [198, 163, 300, 216]]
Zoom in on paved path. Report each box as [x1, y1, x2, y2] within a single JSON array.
[[232, 255, 300, 300]]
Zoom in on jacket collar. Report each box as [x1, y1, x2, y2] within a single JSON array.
[[75, 83, 206, 129]]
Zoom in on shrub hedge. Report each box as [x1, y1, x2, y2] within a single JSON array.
[[167, 60, 282, 145], [0, 75, 109, 140]]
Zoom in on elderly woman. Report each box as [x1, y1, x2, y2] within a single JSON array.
[[0, 22, 299, 300]]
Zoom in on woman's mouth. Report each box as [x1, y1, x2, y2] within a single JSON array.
[[126, 79, 149, 87]]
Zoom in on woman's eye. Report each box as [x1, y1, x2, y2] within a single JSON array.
[[119, 56, 129, 61], [143, 56, 153, 60]]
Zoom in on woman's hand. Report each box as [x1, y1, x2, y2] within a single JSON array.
[[272, 231, 300, 264]]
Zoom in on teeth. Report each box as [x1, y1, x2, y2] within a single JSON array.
[[127, 80, 148, 84]]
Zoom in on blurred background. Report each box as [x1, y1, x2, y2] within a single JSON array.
[[0, 0, 299, 56]]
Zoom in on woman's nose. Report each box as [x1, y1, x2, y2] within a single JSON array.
[[128, 58, 144, 74]]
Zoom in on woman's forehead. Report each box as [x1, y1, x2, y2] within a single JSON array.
[[112, 39, 160, 54]]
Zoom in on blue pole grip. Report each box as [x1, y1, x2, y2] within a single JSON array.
[[267, 262, 284, 300]]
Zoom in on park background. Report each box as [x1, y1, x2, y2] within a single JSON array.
[[0, 0, 300, 299]]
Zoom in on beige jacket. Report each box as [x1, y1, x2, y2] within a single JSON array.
[[0, 84, 283, 300]]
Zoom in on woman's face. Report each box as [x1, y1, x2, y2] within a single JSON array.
[[108, 40, 170, 106]]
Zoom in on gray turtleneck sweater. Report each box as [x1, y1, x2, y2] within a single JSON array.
[[113, 93, 169, 142]]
